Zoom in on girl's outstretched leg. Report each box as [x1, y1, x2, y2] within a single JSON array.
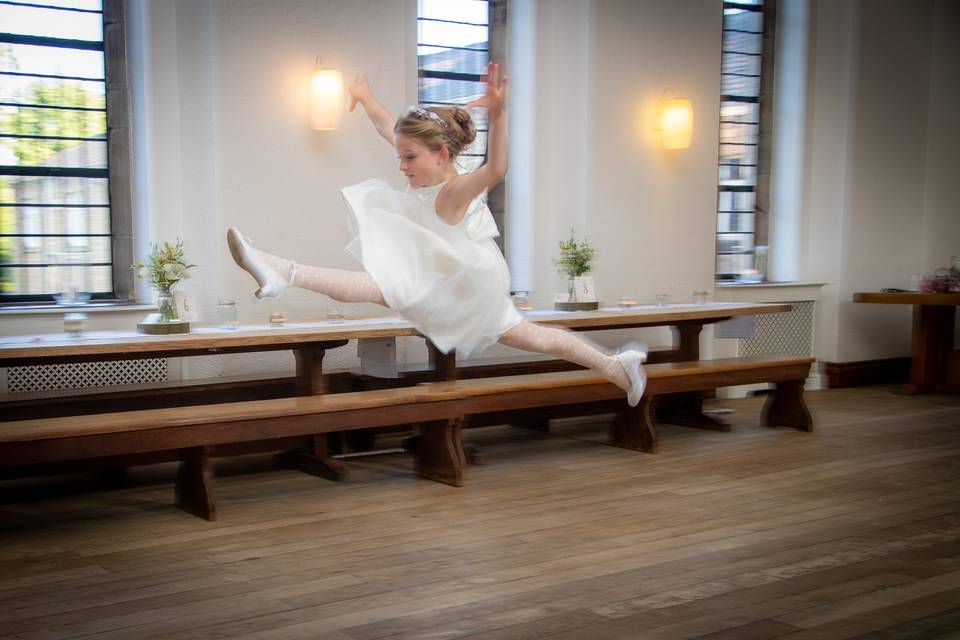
[[499, 320, 647, 406], [226, 228, 386, 305]]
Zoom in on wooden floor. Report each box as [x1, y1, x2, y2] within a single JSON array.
[[1, 386, 959, 640]]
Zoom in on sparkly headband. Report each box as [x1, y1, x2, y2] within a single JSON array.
[[404, 106, 448, 128]]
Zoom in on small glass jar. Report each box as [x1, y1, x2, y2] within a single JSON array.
[[64, 312, 86, 337], [693, 290, 708, 305], [217, 299, 238, 329], [512, 291, 532, 311]]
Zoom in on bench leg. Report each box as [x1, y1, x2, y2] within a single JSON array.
[[176, 447, 216, 521], [416, 418, 466, 487], [762, 380, 813, 432], [276, 435, 349, 482], [656, 393, 731, 432], [609, 396, 658, 453]]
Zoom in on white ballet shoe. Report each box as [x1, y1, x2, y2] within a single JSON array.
[[615, 348, 648, 407], [226, 228, 287, 298], [618, 341, 648, 363]]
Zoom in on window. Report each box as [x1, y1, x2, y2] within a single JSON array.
[[715, 0, 774, 281], [417, 0, 491, 174], [0, 0, 132, 304], [417, 0, 507, 249]]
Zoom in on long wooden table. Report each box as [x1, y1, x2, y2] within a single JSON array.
[[0, 302, 792, 481], [853, 292, 960, 394], [0, 302, 790, 385]]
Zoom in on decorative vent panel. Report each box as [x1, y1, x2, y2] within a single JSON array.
[[8, 359, 168, 393], [738, 301, 815, 357]]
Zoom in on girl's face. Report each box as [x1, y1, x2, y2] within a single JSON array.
[[395, 135, 448, 188]]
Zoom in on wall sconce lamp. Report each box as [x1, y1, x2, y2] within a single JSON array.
[[656, 97, 694, 150], [309, 58, 343, 131]]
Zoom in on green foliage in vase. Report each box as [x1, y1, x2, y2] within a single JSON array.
[[555, 229, 595, 278]]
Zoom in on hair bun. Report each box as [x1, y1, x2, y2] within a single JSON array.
[[445, 107, 477, 154]]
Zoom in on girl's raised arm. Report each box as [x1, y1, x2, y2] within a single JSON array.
[[348, 75, 396, 147], [440, 63, 508, 214]]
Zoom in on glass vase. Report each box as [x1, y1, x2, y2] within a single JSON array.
[[156, 288, 178, 322]]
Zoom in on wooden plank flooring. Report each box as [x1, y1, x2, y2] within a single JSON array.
[[1, 385, 959, 639]]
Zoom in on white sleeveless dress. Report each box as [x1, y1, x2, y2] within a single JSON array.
[[341, 178, 522, 357]]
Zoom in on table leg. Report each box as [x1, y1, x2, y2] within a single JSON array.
[[658, 321, 731, 430], [901, 304, 956, 395], [294, 345, 329, 395], [280, 342, 350, 479], [425, 340, 484, 463], [427, 340, 457, 381]]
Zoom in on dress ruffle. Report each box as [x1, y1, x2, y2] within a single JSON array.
[[341, 179, 521, 356]]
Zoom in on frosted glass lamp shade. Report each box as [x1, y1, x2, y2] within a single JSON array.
[[310, 68, 344, 131], [658, 98, 693, 149]]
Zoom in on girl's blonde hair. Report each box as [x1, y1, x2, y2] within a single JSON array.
[[394, 106, 477, 158]]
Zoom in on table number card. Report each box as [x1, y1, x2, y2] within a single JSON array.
[[572, 276, 597, 302], [175, 289, 197, 321]]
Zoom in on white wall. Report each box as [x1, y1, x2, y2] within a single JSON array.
[[805, 0, 958, 363], [922, 0, 960, 277], [587, 0, 721, 311]]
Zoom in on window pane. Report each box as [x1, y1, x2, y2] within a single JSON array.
[[716, 253, 754, 278], [724, 29, 762, 55], [0, 4, 103, 41], [719, 120, 758, 145], [0, 44, 105, 80], [720, 101, 758, 123], [418, 77, 486, 105], [719, 164, 756, 184], [723, 8, 762, 32], [721, 73, 760, 98], [1, 105, 105, 138], [418, 46, 488, 75], [2, 138, 107, 169], [717, 212, 755, 234], [419, 0, 488, 26], [719, 143, 757, 173], [0, 75, 105, 106], [2, 175, 108, 205], [15, 1, 102, 10], [1, 264, 112, 296], [717, 233, 754, 255], [717, 190, 757, 213], [418, 21, 487, 51], [721, 52, 761, 77]]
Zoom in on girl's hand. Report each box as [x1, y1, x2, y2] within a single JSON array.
[[466, 62, 507, 117], [348, 74, 373, 112]]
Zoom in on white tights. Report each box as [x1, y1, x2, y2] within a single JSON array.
[[256, 249, 386, 305], [499, 320, 631, 391]]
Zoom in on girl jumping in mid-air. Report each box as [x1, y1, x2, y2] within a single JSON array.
[[227, 63, 647, 405]]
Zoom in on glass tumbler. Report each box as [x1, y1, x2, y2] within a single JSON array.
[[218, 299, 238, 329]]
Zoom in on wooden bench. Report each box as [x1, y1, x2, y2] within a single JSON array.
[[0, 386, 466, 521], [420, 355, 814, 454], [0, 355, 813, 521]]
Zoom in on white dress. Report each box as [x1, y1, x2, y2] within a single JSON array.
[[341, 178, 522, 357]]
